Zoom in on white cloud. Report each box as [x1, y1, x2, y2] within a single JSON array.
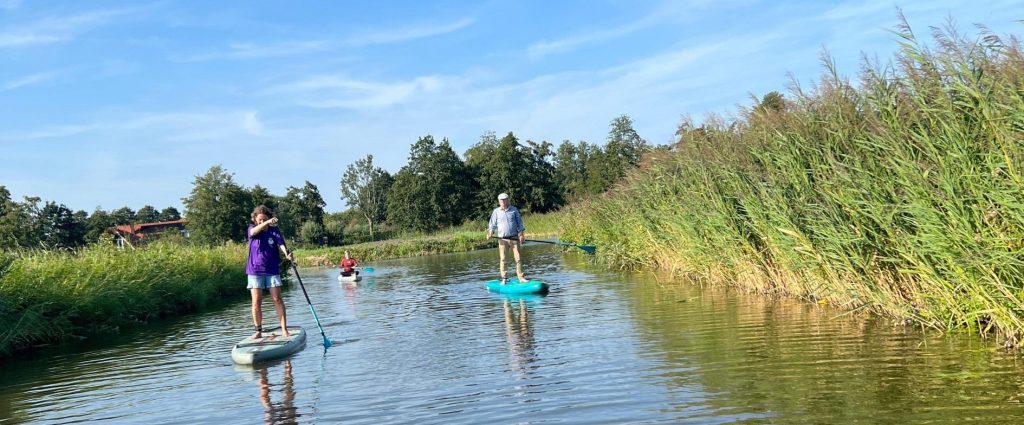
[[0, 8, 134, 48], [174, 17, 475, 62], [1, 70, 62, 91]]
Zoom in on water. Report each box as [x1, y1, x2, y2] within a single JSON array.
[[4, 246, 1024, 424]]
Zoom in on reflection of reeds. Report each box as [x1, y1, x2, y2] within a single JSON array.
[[561, 19, 1024, 346], [0, 242, 247, 356]]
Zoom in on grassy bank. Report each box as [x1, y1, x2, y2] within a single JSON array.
[[561, 24, 1024, 346], [0, 243, 247, 356], [294, 211, 565, 267]]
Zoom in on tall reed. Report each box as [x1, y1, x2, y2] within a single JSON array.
[[561, 21, 1024, 346], [0, 242, 247, 356]]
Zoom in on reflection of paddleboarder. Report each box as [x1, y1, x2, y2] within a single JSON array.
[[503, 299, 537, 377], [258, 360, 297, 425]]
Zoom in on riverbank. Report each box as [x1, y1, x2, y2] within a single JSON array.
[[0, 243, 248, 356], [560, 26, 1024, 346]]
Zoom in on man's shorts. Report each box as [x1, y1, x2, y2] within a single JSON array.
[[247, 275, 283, 289]]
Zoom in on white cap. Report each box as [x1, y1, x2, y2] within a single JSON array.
[[497, 193, 509, 200]]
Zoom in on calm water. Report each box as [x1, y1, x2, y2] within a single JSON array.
[[4, 246, 1024, 424]]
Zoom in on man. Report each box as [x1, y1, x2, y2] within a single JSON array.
[[486, 192, 527, 285]]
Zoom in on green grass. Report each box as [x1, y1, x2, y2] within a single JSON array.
[[0, 242, 247, 356], [560, 23, 1024, 346]]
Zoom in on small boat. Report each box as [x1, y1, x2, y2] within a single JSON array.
[[338, 272, 362, 282], [485, 278, 549, 294], [231, 326, 306, 365]]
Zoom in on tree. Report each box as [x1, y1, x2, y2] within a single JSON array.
[[299, 221, 325, 245], [182, 165, 251, 244], [110, 207, 137, 225], [85, 207, 115, 242], [466, 132, 561, 217], [136, 205, 160, 223], [340, 154, 394, 237], [0, 187, 39, 250], [387, 136, 474, 232], [277, 181, 326, 239], [37, 202, 86, 248], [158, 207, 181, 222]]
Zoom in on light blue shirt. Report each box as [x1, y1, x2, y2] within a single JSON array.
[[489, 206, 525, 238]]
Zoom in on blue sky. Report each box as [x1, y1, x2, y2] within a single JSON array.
[[3, 1, 1023, 213]]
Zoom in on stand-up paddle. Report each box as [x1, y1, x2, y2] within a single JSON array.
[[284, 240, 333, 348]]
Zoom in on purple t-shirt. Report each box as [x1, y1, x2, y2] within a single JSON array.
[[246, 224, 285, 276]]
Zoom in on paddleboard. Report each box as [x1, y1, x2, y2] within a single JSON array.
[[231, 326, 306, 365], [338, 272, 362, 282], [485, 278, 549, 294]]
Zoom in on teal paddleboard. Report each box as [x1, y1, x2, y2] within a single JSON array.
[[485, 278, 549, 294]]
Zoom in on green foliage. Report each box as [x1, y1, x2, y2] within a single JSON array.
[[560, 22, 1024, 345], [37, 202, 87, 249], [110, 206, 136, 225], [136, 205, 160, 223], [0, 189, 41, 250], [387, 136, 474, 232], [182, 165, 252, 244], [554, 115, 651, 200], [466, 132, 562, 217], [276, 181, 326, 239], [340, 154, 394, 237], [158, 206, 181, 222], [0, 242, 247, 356], [299, 220, 326, 245]]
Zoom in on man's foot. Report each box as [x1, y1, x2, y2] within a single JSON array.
[[281, 329, 291, 337], [500, 278, 507, 285], [252, 331, 263, 340], [518, 276, 527, 282]]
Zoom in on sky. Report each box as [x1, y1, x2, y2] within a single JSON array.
[[2, 1, 1023, 214]]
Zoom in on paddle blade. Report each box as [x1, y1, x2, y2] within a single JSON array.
[[362, 267, 374, 273], [577, 245, 597, 254], [322, 336, 333, 348]]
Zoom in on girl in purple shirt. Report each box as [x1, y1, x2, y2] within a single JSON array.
[[247, 205, 294, 339]]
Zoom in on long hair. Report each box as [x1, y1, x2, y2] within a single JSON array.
[[251, 205, 275, 223]]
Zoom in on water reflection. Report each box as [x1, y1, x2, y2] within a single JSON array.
[[503, 297, 537, 380], [256, 360, 297, 425]]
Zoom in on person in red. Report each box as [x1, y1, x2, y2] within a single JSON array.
[[339, 251, 359, 278]]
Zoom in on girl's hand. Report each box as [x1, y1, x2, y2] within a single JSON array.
[[269, 217, 279, 226]]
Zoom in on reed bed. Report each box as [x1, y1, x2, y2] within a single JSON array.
[[0, 242, 247, 356], [561, 23, 1024, 346]]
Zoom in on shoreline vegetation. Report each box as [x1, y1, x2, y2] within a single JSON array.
[[560, 22, 1024, 347], [0, 212, 563, 357]]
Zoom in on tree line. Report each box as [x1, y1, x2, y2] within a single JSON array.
[[0, 186, 181, 250], [1, 114, 651, 249]]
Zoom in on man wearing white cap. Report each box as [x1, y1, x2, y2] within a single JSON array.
[[486, 192, 527, 285]]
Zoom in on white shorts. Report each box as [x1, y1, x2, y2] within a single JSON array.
[[247, 275, 283, 289]]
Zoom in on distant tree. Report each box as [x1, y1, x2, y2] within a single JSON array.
[[247, 185, 276, 211], [299, 221, 325, 245], [182, 165, 251, 244], [136, 205, 160, 223], [757, 91, 787, 113], [110, 207, 137, 225], [37, 202, 86, 248], [340, 154, 394, 237], [277, 181, 326, 239], [85, 207, 116, 242], [554, 140, 599, 199], [0, 187, 40, 249], [387, 136, 473, 232], [467, 132, 561, 217], [158, 206, 181, 222]]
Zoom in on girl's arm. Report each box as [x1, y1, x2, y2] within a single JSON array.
[[249, 217, 278, 237]]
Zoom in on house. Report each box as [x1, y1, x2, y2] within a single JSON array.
[[106, 219, 188, 247]]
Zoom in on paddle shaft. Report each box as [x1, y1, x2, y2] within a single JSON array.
[[281, 240, 332, 348], [494, 236, 596, 254]]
